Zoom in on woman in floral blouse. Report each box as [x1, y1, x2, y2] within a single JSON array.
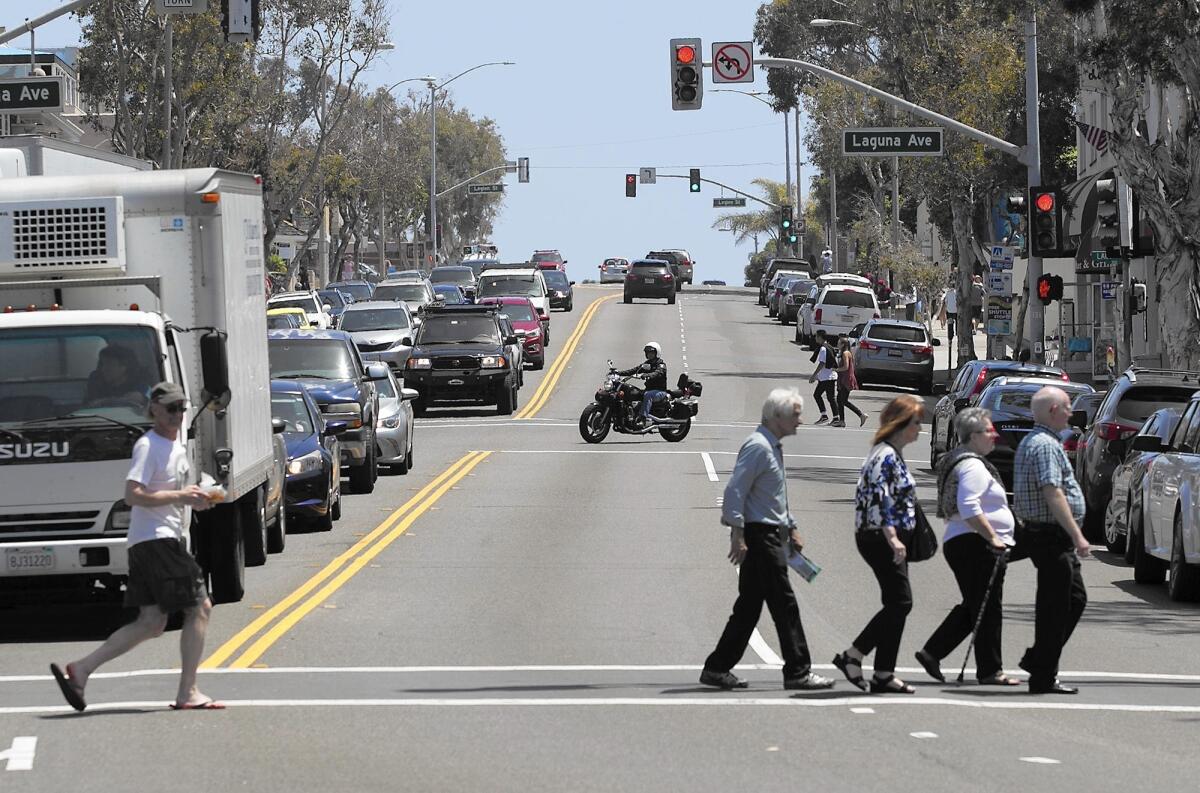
[[833, 394, 925, 694]]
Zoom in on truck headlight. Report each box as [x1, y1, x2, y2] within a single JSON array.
[[322, 402, 362, 428], [407, 357, 432, 369], [480, 355, 507, 369], [105, 501, 131, 532], [287, 450, 323, 475]]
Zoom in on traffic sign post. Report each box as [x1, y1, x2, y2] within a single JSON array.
[[842, 127, 944, 157], [711, 41, 754, 84], [639, 167, 657, 185], [713, 197, 747, 208], [0, 77, 64, 113], [467, 184, 504, 195], [988, 245, 1016, 271]]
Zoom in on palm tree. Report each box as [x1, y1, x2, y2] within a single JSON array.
[[710, 178, 789, 245]]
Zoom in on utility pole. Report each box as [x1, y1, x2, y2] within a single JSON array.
[[377, 95, 387, 273], [1024, 12, 1044, 361], [161, 17, 173, 169], [829, 166, 839, 272], [428, 79, 438, 268], [783, 109, 792, 255], [316, 72, 329, 288], [795, 109, 803, 260]]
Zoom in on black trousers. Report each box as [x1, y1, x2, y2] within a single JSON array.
[[852, 531, 913, 674], [813, 380, 838, 418], [923, 533, 1007, 679], [1019, 524, 1087, 684], [705, 524, 813, 679], [837, 381, 864, 420]]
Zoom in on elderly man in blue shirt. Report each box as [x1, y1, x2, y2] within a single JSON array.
[[700, 387, 835, 691]]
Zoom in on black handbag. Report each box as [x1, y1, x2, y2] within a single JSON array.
[[904, 501, 939, 563]]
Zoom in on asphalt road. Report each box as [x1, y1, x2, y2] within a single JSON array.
[[2, 285, 1197, 792]]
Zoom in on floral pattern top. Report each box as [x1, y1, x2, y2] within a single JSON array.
[[855, 442, 917, 533]]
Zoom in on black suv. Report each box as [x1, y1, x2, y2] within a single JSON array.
[[645, 251, 684, 291], [403, 305, 521, 415], [929, 359, 1068, 464], [624, 259, 677, 304], [1074, 367, 1200, 540]]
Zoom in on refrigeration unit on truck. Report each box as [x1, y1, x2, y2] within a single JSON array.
[[0, 168, 277, 605]]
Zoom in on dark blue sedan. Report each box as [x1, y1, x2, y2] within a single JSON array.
[[271, 380, 344, 531], [432, 283, 469, 304]]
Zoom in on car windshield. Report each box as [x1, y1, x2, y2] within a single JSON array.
[[267, 315, 299, 329], [868, 325, 927, 343], [269, 296, 318, 313], [434, 286, 466, 304], [986, 385, 1090, 416], [329, 283, 373, 301], [339, 308, 410, 332], [479, 275, 538, 297], [542, 271, 569, 288], [417, 315, 501, 345], [268, 339, 356, 380], [1116, 386, 1200, 425], [271, 392, 315, 434], [374, 284, 430, 303], [821, 289, 875, 308], [430, 269, 474, 285], [603, 259, 626, 267], [496, 304, 537, 322], [375, 375, 398, 399], [318, 291, 348, 308], [531, 253, 560, 262]]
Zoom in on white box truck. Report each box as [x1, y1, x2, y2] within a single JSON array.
[[0, 168, 279, 605]]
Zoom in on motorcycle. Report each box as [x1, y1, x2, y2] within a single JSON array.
[[578, 360, 702, 444]]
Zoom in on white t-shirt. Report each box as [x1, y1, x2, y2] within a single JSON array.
[[816, 346, 838, 382], [943, 288, 958, 313], [125, 430, 190, 546], [943, 457, 1015, 545]]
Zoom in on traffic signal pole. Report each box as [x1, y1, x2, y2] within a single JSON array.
[[1023, 12, 1044, 361]]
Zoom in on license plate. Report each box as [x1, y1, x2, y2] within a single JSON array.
[[644, 277, 655, 283], [841, 314, 855, 322], [888, 349, 904, 358], [6, 548, 55, 572]]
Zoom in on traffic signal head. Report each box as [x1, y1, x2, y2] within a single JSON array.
[[1049, 275, 1064, 301], [1037, 273, 1053, 305], [780, 205, 798, 245], [625, 173, 637, 198], [1094, 177, 1127, 250], [670, 38, 704, 111], [1029, 187, 1063, 257], [689, 168, 701, 193], [780, 205, 792, 229]]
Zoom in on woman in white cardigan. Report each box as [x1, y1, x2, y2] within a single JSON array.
[[915, 407, 1020, 685]]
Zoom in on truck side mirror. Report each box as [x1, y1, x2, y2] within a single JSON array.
[[200, 332, 230, 401], [271, 417, 286, 434]]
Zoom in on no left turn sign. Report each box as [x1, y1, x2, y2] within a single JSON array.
[[711, 41, 754, 84]]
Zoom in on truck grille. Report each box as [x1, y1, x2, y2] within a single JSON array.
[[0, 196, 125, 275], [432, 356, 479, 370], [0, 510, 102, 534]]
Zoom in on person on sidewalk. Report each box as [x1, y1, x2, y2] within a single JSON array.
[[943, 287, 958, 344], [915, 407, 1019, 685], [807, 330, 840, 425], [50, 382, 222, 712], [834, 395, 925, 694], [1012, 386, 1090, 695], [835, 336, 867, 428], [700, 388, 835, 692]]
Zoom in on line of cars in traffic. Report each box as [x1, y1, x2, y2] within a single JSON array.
[[602, 250, 697, 301]]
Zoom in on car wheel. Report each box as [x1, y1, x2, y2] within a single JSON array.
[[532, 357, 544, 370], [413, 396, 427, 417], [205, 505, 245, 604], [266, 488, 286, 555], [566, 300, 574, 312], [242, 486, 268, 568], [496, 382, 515, 415], [330, 478, 342, 522], [1167, 510, 1200, 601], [1124, 500, 1141, 564], [624, 295, 632, 304], [1132, 510, 1166, 584], [668, 294, 676, 305], [404, 439, 414, 474], [1104, 498, 1126, 554], [316, 474, 335, 532], [349, 444, 376, 494]]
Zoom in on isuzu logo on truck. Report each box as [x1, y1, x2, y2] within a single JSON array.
[[0, 441, 70, 460]]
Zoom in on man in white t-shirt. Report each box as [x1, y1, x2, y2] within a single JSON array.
[[807, 330, 841, 425], [51, 382, 220, 712]]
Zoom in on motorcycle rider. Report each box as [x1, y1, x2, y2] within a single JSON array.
[[618, 342, 668, 425]]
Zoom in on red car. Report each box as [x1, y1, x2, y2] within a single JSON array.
[[477, 296, 545, 369], [531, 249, 566, 272]]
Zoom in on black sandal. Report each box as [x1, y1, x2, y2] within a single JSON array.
[[870, 675, 916, 694], [832, 653, 867, 691]]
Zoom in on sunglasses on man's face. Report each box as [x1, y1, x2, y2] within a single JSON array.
[[164, 402, 188, 414]]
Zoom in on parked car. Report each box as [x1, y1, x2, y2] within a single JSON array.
[[1127, 392, 1200, 600], [267, 290, 333, 329], [929, 360, 1069, 464], [1103, 407, 1182, 555], [429, 265, 478, 301], [969, 376, 1094, 489], [404, 305, 522, 415], [852, 318, 942, 395], [600, 258, 631, 283], [339, 300, 416, 372], [432, 283, 469, 304], [476, 267, 551, 342], [326, 280, 375, 302], [318, 288, 355, 327], [623, 259, 676, 304], [766, 271, 806, 318], [645, 250, 685, 291], [778, 277, 815, 325], [373, 279, 436, 318], [267, 307, 311, 330], [1064, 391, 1106, 468], [758, 257, 811, 305], [1075, 367, 1200, 541], [541, 268, 575, 312], [479, 296, 546, 369], [270, 379, 343, 531], [798, 274, 876, 344], [530, 250, 567, 271], [374, 368, 417, 475], [804, 284, 880, 344], [266, 329, 389, 494]]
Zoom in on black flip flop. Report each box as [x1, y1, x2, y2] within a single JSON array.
[[50, 663, 86, 712]]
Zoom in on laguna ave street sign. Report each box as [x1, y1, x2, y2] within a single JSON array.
[[843, 127, 944, 157], [0, 77, 64, 113]]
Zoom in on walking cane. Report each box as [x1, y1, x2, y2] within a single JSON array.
[[956, 549, 1008, 684]]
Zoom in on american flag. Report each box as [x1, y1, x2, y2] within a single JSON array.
[[1076, 120, 1109, 154]]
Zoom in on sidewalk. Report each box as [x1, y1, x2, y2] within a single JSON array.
[[931, 321, 988, 383]]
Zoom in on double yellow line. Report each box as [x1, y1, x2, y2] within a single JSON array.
[[516, 293, 617, 419], [202, 450, 491, 669]]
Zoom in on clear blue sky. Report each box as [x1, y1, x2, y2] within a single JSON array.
[[16, 0, 814, 285]]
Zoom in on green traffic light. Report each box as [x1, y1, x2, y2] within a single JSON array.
[[782, 219, 791, 228]]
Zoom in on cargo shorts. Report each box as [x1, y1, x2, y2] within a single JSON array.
[[124, 538, 208, 612]]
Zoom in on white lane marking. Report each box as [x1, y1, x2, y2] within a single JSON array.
[[1019, 757, 1061, 765], [482, 449, 931, 465], [701, 452, 719, 482], [6, 699, 1200, 715], [850, 707, 875, 714], [0, 737, 36, 771], [910, 732, 938, 739]]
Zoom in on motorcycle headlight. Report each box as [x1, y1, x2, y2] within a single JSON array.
[[407, 357, 432, 369], [287, 450, 323, 475], [379, 413, 401, 429], [480, 355, 507, 369]]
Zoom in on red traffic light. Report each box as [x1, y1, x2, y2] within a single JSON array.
[[626, 174, 636, 184], [1034, 192, 1055, 213], [675, 45, 696, 64]]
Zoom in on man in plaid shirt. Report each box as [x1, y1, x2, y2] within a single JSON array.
[[1012, 386, 1091, 695]]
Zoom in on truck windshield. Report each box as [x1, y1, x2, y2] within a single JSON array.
[[417, 316, 500, 345], [0, 325, 161, 426], [429, 269, 474, 285], [268, 339, 356, 380]]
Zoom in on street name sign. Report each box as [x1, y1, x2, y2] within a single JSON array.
[[467, 184, 504, 195], [1077, 250, 1117, 275], [639, 167, 657, 185], [713, 197, 747, 208], [988, 244, 1016, 271], [711, 41, 754, 84], [0, 77, 64, 113], [842, 127, 944, 157], [155, 0, 209, 13]]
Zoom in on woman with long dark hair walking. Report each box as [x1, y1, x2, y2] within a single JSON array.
[[835, 336, 867, 427]]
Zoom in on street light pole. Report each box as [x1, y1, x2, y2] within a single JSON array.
[[1024, 12, 1044, 360], [428, 78, 438, 268], [795, 109, 803, 259]]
